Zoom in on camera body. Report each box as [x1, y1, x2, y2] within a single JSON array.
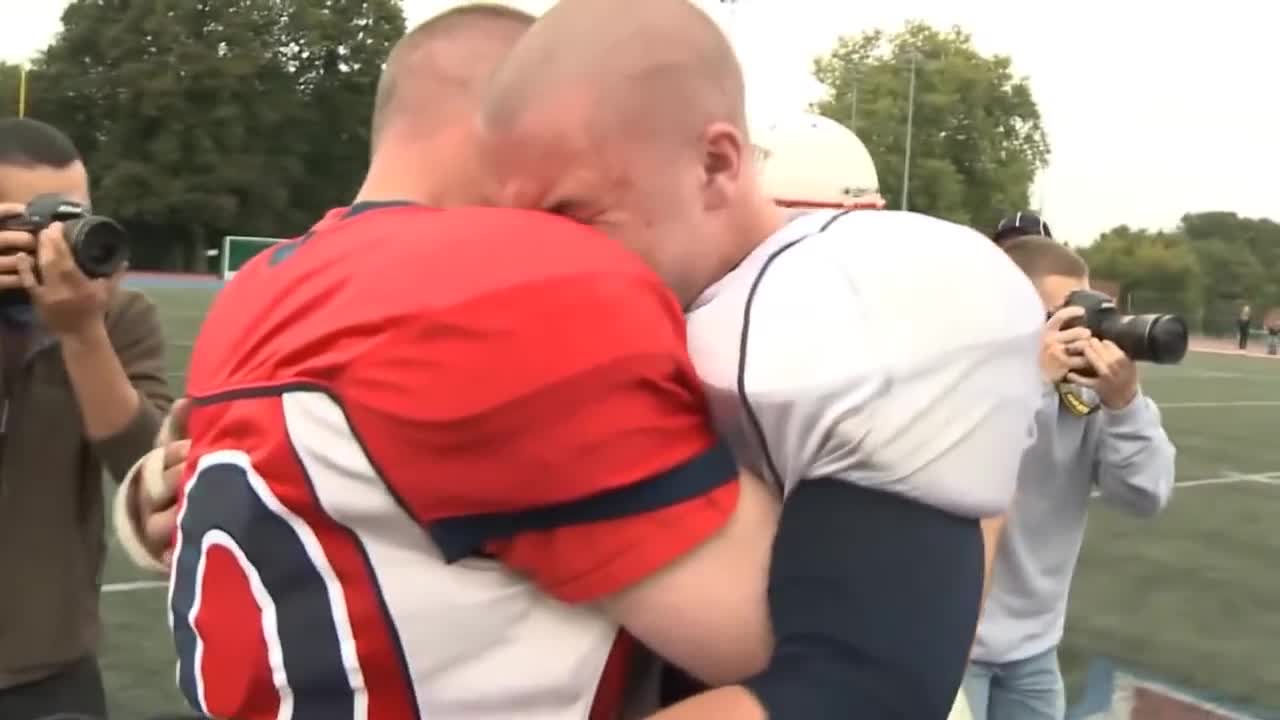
[[1061, 289, 1188, 373], [0, 193, 129, 280]]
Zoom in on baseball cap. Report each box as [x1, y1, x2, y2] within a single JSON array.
[[993, 211, 1052, 244]]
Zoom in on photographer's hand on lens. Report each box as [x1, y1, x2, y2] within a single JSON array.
[[1065, 337, 1139, 410], [14, 221, 123, 338], [0, 202, 38, 289], [1041, 306, 1093, 383]]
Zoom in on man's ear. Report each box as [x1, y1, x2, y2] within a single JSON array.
[[700, 121, 745, 212]]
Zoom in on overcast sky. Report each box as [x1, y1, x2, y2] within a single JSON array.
[[3, 0, 1275, 243]]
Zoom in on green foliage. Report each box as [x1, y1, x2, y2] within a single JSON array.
[[1081, 213, 1280, 334], [0, 63, 23, 118], [1080, 226, 1202, 323], [25, 0, 404, 270], [812, 22, 1050, 230]]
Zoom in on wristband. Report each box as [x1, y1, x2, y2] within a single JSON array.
[[112, 447, 170, 574]]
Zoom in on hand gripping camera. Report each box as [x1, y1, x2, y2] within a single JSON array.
[[0, 193, 130, 279], [1061, 289, 1189, 373]]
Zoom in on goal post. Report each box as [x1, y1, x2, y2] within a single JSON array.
[[220, 236, 284, 279]]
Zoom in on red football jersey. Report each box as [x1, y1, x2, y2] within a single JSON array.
[[171, 203, 739, 719]]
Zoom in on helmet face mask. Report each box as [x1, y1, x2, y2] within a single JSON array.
[[752, 112, 885, 211], [772, 195, 886, 210]]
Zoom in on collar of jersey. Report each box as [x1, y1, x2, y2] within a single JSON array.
[[343, 199, 420, 219], [687, 210, 833, 314]]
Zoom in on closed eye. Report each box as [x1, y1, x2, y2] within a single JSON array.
[[544, 199, 580, 217], [543, 200, 600, 226]]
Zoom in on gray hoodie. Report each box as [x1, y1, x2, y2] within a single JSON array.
[[969, 385, 1176, 664]]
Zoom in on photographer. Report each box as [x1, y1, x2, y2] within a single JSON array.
[[963, 235, 1175, 720], [0, 118, 171, 719]]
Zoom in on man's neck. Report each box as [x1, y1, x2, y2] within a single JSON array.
[[356, 130, 460, 208], [684, 202, 787, 310], [354, 163, 440, 208], [721, 201, 786, 276]]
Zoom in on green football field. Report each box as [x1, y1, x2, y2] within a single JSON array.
[[97, 284, 1280, 717]]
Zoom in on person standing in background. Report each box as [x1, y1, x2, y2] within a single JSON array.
[[1238, 304, 1252, 351], [0, 117, 172, 720]]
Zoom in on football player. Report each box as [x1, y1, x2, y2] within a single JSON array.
[[477, 0, 1044, 717], [116, 6, 783, 719], [119, 3, 1038, 719]]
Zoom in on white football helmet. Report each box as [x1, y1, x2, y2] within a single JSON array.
[[751, 111, 886, 210]]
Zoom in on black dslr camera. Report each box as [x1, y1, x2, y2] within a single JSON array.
[[1062, 289, 1188, 373], [0, 193, 129, 279]]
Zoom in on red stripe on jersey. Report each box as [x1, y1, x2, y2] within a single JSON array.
[[182, 398, 418, 720], [193, 545, 280, 717], [590, 631, 637, 720]]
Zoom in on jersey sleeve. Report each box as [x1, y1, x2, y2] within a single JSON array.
[[740, 217, 1044, 518], [340, 260, 739, 604]]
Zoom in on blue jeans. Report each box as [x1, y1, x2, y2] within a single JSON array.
[[964, 647, 1066, 720]]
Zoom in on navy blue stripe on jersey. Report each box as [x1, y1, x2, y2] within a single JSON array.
[[267, 201, 419, 267], [344, 200, 417, 219], [736, 210, 854, 490], [428, 440, 737, 562], [744, 477, 984, 719], [188, 383, 737, 565], [172, 461, 355, 719]]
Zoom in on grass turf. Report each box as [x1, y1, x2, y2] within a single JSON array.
[[97, 283, 1280, 717]]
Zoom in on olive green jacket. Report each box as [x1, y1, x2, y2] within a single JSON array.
[[0, 288, 172, 688]]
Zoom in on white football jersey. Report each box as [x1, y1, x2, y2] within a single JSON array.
[[686, 210, 1044, 517]]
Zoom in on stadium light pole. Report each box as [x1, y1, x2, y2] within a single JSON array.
[[848, 70, 859, 131], [901, 51, 918, 211], [17, 63, 28, 118]]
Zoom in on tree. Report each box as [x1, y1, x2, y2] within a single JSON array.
[[1079, 210, 1280, 334], [1178, 211, 1280, 330], [29, 0, 403, 271], [1081, 226, 1203, 321], [812, 22, 1050, 231], [1181, 212, 1280, 298], [0, 63, 22, 118], [277, 1, 405, 220]]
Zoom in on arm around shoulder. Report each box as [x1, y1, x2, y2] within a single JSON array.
[[654, 478, 985, 719], [1095, 392, 1176, 517], [352, 258, 780, 686], [600, 469, 778, 685]]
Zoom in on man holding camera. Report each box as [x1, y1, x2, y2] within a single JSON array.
[[964, 235, 1176, 720], [0, 117, 171, 719]]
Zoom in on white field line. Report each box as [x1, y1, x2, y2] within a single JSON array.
[[101, 473, 1280, 593], [1160, 400, 1280, 408], [1089, 471, 1280, 499], [101, 579, 166, 593]]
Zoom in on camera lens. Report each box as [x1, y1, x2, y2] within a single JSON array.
[[1146, 314, 1189, 365], [66, 217, 129, 278]]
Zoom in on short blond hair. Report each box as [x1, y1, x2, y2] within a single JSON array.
[[1001, 235, 1088, 280]]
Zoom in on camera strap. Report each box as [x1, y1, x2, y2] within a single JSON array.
[[1055, 382, 1100, 416]]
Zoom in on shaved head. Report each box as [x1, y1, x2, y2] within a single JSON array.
[[371, 4, 534, 148], [475, 0, 777, 306], [483, 0, 746, 145]]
